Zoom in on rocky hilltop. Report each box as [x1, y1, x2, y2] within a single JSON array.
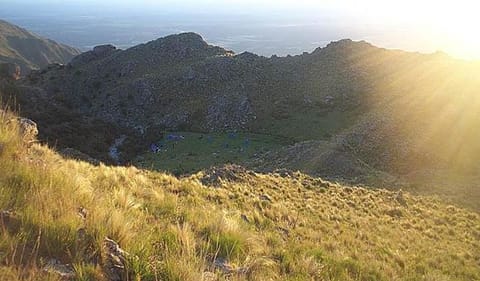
[[0, 20, 480, 281], [18, 34, 391, 137], [2, 31, 480, 209], [0, 19, 80, 74], [19, 35, 480, 154]]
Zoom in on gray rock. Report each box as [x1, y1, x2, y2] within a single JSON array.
[[15, 118, 38, 145], [213, 258, 248, 275], [102, 237, 128, 281], [200, 165, 251, 186], [43, 259, 75, 280], [109, 135, 127, 164]]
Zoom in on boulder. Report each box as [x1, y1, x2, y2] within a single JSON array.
[[213, 257, 248, 275], [102, 237, 128, 281], [8, 117, 39, 145], [42, 259, 75, 280]]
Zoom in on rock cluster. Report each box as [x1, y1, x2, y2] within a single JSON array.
[[200, 164, 255, 186], [42, 259, 75, 280], [18, 118, 38, 145], [5, 117, 38, 145]]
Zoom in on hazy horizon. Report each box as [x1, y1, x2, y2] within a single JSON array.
[[1, 0, 479, 60]]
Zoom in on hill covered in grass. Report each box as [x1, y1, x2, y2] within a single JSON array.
[[1, 111, 479, 281], [0, 19, 80, 73], [11, 32, 480, 191]]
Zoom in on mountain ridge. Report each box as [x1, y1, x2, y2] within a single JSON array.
[[2, 31, 480, 211], [0, 19, 81, 73]]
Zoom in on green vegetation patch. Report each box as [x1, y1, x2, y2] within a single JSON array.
[[135, 131, 290, 174]]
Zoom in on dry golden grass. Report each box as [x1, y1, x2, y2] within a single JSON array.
[[0, 111, 479, 280]]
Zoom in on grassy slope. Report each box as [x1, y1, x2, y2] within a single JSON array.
[[1, 111, 479, 281], [133, 108, 358, 176]]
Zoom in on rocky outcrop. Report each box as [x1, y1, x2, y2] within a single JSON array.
[[69, 44, 118, 67], [145, 32, 233, 60], [42, 259, 75, 280], [200, 164, 255, 186], [5, 117, 39, 145], [19, 32, 370, 134], [18, 118, 38, 145], [102, 237, 128, 281], [109, 135, 127, 163]]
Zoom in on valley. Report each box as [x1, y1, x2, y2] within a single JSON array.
[[0, 17, 479, 281], [134, 131, 289, 175]]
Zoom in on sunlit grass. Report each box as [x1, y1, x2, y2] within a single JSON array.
[[0, 110, 479, 280]]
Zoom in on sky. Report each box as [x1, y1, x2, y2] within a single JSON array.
[[1, 0, 480, 60]]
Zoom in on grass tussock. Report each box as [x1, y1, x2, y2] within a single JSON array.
[[0, 110, 479, 280]]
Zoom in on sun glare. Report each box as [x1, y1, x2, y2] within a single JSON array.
[[387, 0, 480, 60], [441, 11, 480, 60], [318, 0, 480, 60]]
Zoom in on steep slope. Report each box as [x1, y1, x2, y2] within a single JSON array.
[[9, 32, 480, 203], [0, 19, 80, 73], [20, 36, 383, 136], [1, 111, 479, 280]]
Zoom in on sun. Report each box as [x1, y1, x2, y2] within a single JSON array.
[[441, 17, 480, 60], [415, 0, 480, 60], [327, 0, 480, 60]]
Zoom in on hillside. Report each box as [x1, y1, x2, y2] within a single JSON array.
[[1, 110, 479, 281], [0, 19, 80, 74], [4, 32, 478, 209]]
